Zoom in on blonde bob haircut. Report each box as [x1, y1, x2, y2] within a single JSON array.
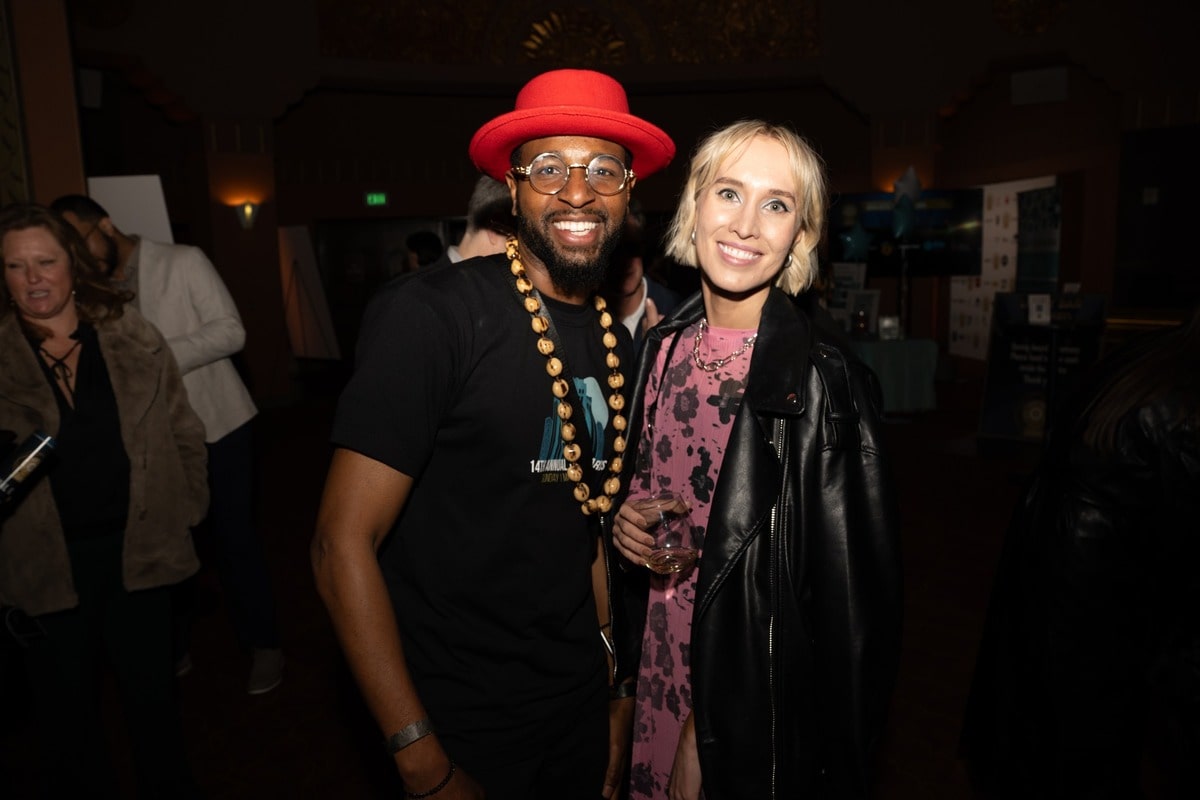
[[665, 120, 827, 296]]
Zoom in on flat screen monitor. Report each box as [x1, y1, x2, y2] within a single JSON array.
[[829, 189, 984, 276]]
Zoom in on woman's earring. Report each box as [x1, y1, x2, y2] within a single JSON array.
[[691, 230, 696, 244], [785, 253, 793, 267]]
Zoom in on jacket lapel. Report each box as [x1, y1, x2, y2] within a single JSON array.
[[98, 312, 162, 439], [693, 290, 814, 621], [0, 315, 61, 432], [625, 289, 816, 619]]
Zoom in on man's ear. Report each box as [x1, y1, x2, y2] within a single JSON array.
[[505, 174, 519, 217], [98, 217, 117, 237]]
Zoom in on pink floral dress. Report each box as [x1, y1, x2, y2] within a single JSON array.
[[627, 321, 756, 800]]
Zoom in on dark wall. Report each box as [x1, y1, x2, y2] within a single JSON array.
[[1113, 126, 1200, 310], [937, 64, 1122, 308], [272, 81, 872, 224], [77, 70, 210, 249]]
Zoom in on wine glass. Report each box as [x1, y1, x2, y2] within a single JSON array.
[[632, 491, 699, 575]]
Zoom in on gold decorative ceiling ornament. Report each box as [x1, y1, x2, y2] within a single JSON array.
[[316, 0, 819, 65], [993, 0, 1069, 36], [521, 10, 628, 65], [656, 0, 819, 64]]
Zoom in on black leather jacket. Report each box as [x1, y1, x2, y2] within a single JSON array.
[[613, 289, 903, 799]]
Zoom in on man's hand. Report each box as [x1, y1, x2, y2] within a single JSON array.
[[603, 695, 635, 798]]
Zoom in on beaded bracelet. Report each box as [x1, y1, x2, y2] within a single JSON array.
[[406, 761, 456, 799]]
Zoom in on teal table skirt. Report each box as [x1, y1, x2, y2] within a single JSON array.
[[852, 338, 938, 413]]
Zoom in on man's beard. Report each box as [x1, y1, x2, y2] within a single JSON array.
[[517, 210, 625, 298], [99, 231, 120, 276]]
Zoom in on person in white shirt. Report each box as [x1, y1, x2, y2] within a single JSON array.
[[51, 194, 284, 695]]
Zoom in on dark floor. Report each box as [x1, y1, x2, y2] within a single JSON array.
[[1, 369, 1040, 798]]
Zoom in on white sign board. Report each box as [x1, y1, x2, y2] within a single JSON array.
[[86, 175, 174, 244], [948, 176, 1056, 359]]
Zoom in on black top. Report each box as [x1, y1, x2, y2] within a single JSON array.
[[332, 255, 629, 746], [29, 323, 130, 539]]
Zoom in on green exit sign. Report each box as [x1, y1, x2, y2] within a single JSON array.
[[364, 192, 389, 207]]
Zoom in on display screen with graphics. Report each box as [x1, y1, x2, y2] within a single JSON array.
[[830, 189, 984, 276]]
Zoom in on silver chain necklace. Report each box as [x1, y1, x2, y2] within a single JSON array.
[[691, 318, 758, 372]]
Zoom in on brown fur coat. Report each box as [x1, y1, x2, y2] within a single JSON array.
[[0, 307, 207, 615]]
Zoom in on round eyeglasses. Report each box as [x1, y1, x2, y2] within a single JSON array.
[[511, 153, 634, 196]]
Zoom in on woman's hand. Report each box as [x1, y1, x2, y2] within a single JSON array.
[[667, 713, 701, 800], [612, 500, 656, 567]]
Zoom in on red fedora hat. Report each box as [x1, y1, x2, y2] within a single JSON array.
[[469, 69, 675, 182]]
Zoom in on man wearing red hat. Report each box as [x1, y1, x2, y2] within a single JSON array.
[[312, 69, 674, 799]]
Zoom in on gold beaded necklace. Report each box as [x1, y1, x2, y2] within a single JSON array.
[[505, 235, 626, 516]]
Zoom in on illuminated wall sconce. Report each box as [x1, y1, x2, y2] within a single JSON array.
[[235, 201, 260, 230]]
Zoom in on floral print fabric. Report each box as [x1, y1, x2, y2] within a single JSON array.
[[628, 321, 755, 800]]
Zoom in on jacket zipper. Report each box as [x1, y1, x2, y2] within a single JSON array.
[[768, 416, 789, 798]]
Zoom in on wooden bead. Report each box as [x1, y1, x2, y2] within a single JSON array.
[[509, 236, 629, 519]]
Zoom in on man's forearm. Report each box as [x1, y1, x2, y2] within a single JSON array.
[[312, 533, 451, 785]]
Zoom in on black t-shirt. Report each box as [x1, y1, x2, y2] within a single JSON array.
[[332, 255, 630, 745]]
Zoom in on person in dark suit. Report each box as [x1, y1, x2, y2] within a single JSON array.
[[602, 200, 678, 352], [962, 303, 1200, 798]]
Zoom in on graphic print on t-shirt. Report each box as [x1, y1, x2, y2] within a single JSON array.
[[531, 376, 609, 481]]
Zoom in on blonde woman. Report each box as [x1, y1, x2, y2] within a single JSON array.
[[612, 121, 902, 799]]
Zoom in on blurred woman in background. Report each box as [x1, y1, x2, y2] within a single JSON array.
[[0, 204, 207, 798]]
